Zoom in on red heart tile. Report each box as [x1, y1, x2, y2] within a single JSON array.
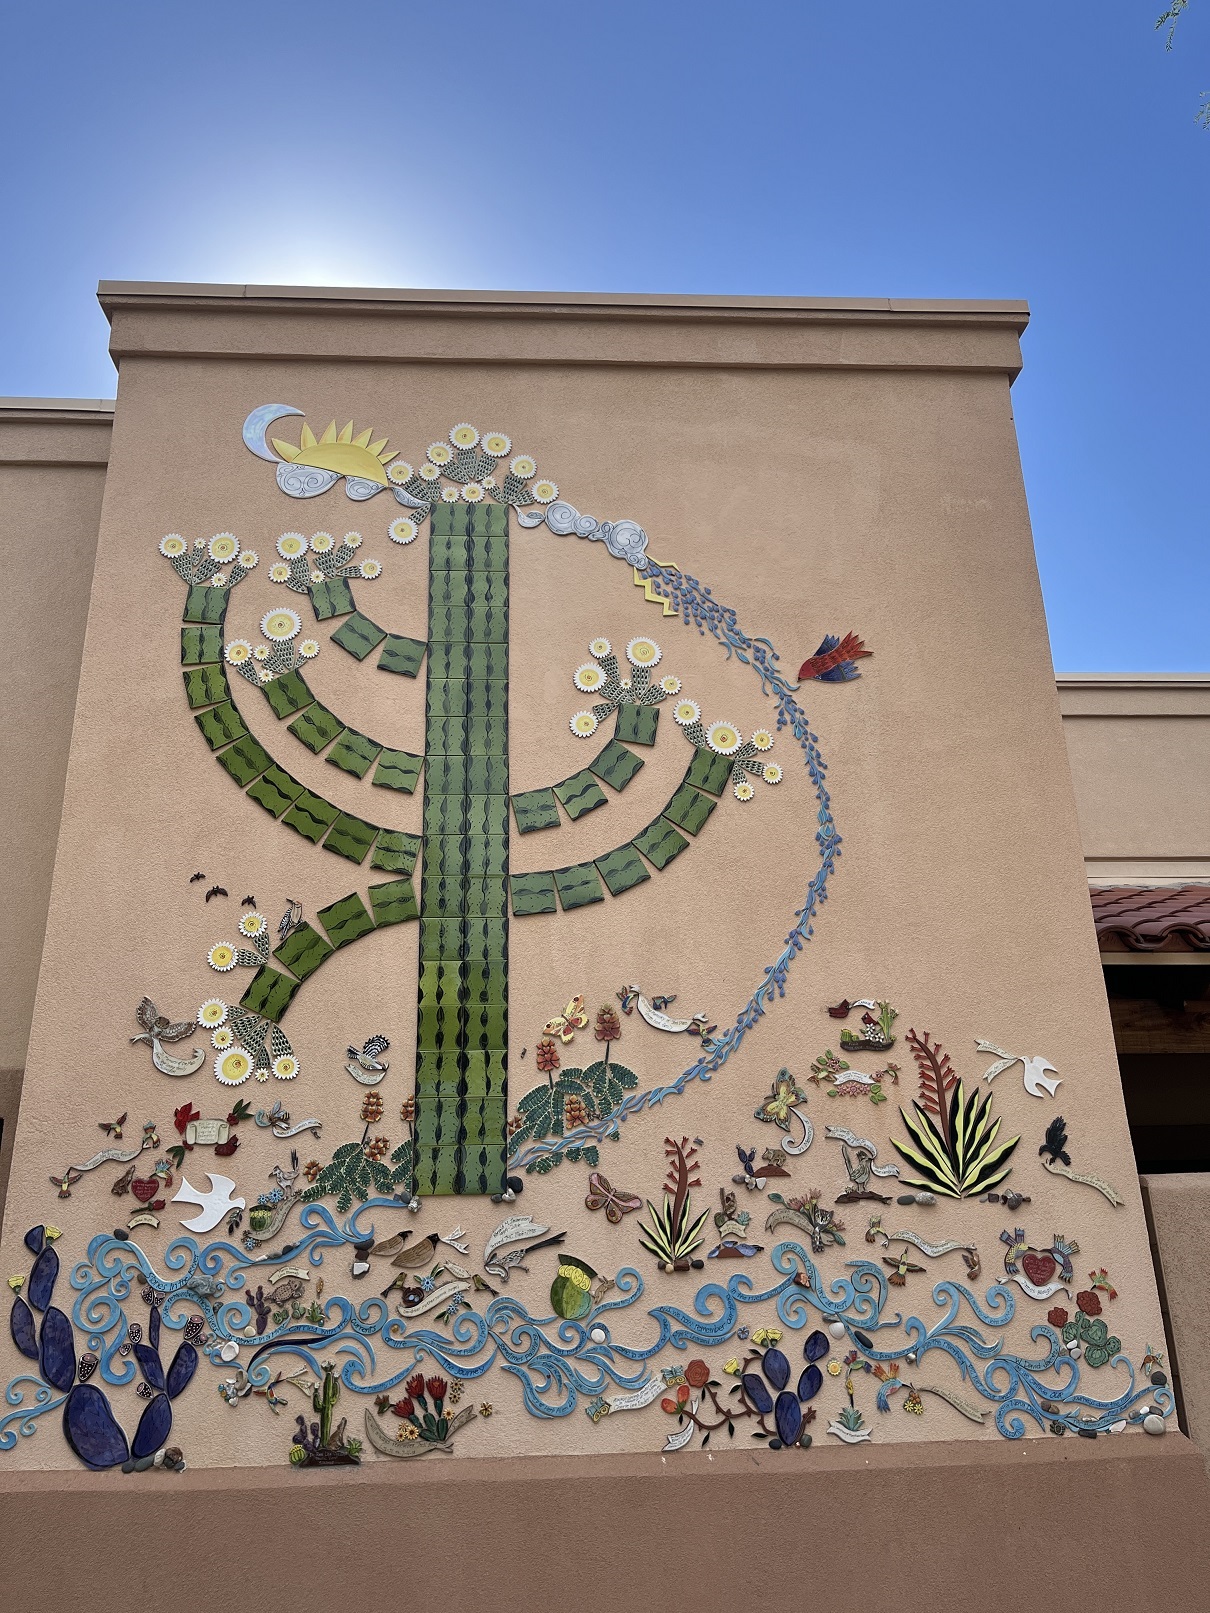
[[131, 1177, 159, 1204], [1021, 1251, 1056, 1286]]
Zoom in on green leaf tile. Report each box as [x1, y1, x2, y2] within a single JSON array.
[[317, 891, 376, 947], [239, 967, 301, 1024], [370, 829, 420, 874], [216, 734, 272, 787], [594, 844, 652, 897], [327, 728, 383, 779], [589, 738, 644, 791], [262, 670, 313, 719], [322, 813, 379, 865], [553, 769, 608, 821], [376, 634, 427, 677], [632, 816, 691, 870], [273, 922, 334, 982], [662, 783, 718, 836], [553, 862, 606, 910], [684, 746, 735, 796], [288, 703, 345, 755], [369, 879, 419, 927], [194, 701, 248, 750], [372, 748, 424, 793], [282, 790, 339, 844], [616, 702, 659, 746], [510, 871, 557, 916], [330, 611, 387, 660], [182, 664, 229, 710], [247, 765, 305, 818]]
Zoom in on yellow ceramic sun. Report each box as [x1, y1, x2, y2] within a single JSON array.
[[273, 419, 395, 486]]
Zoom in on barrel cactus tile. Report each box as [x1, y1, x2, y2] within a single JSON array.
[[182, 584, 228, 624], [288, 702, 345, 755], [633, 816, 691, 870], [309, 577, 356, 620], [180, 623, 222, 665], [553, 770, 608, 821], [554, 862, 606, 910], [317, 891, 376, 948], [512, 788, 561, 833], [261, 669, 314, 719], [330, 611, 387, 660], [590, 738, 645, 791], [684, 745, 734, 796], [216, 734, 272, 788], [322, 813, 379, 864], [194, 700, 248, 750], [273, 922, 334, 982], [247, 764, 305, 818], [662, 783, 718, 836], [369, 879, 419, 927], [182, 664, 229, 709], [595, 844, 651, 897], [240, 966, 302, 1022], [327, 728, 383, 779], [370, 828, 421, 874], [377, 634, 427, 677], [282, 790, 339, 843], [510, 870, 558, 916], [616, 702, 659, 746]]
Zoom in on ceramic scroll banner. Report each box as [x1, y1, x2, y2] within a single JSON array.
[[1038, 1117, 1124, 1207], [130, 998, 205, 1076], [50, 1123, 160, 1199]]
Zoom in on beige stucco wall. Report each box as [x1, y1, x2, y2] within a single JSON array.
[[0, 288, 1170, 1474], [0, 401, 111, 1085], [1059, 676, 1210, 882]]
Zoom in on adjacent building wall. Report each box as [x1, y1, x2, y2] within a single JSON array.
[[0, 401, 112, 1206]]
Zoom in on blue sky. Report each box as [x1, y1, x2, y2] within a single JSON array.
[[1, 1, 1206, 671]]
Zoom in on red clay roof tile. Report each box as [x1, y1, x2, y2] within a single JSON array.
[[1092, 885, 1210, 952]]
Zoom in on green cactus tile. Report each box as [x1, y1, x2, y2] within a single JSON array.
[[427, 603, 464, 646], [467, 577, 508, 644], [460, 1098, 507, 1148], [616, 703, 659, 746], [416, 992, 459, 1050], [462, 956, 508, 1004], [511, 788, 561, 833], [426, 675, 470, 719], [372, 748, 423, 793], [553, 769, 608, 821], [419, 960, 466, 1020], [463, 1000, 507, 1051], [369, 879, 418, 927], [426, 714, 466, 756], [466, 642, 508, 681], [425, 795, 465, 838], [466, 794, 510, 837], [282, 791, 339, 844], [330, 611, 387, 660], [239, 966, 301, 1024], [467, 754, 507, 794], [216, 734, 272, 788], [553, 861, 606, 911], [589, 738, 644, 791], [429, 570, 470, 616], [419, 870, 466, 920], [369, 829, 421, 875], [684, 746, 734, 796], [327, 728, 383, 779], [428, 640, 470, 681], [458, 1142, 507, 1196], [194, 701, 248, 750], [466, 523, 508, 570], [182, 664, 229, 710], [463, 879, 508, 920], [426, 834, 509, 882], [470, 1050, 508, 1100], [273, 922, 334, 982], [465, 677, 508, 721], [247, 765, 305, 818], [463, 916, 507, 960], [182, 584, 228, 625], [632, 816, 690, 870], [509, 871, 557, 916], [377, 634, 427, 677], [465, 714, 507, 754], [322, 813, 379, 865], [412, 1103, 454, 1155], [594, 843, 651, 897], [425, 753, 467, 796], [288, 703, 345, 755], [415, 1051, 464, 1097], [316, 891, 376, 948], [420, 919, 464, 963], [308, 577, 355, 620], [261, 670, 314, 719], [428, 527, 471, 570], [662, 783, 718, 836], [413, 1145, 462, 1197], [429, 500, 469, 538], [180, 623, 222, 665]]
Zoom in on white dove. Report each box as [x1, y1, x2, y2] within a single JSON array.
[[172, 1172, 246, 1233], [975, 1040, 1061, 1099]]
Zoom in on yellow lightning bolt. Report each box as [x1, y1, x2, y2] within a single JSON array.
[[633, 557, 679, 617]]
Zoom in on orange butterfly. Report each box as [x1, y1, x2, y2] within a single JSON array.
[[543, 995, 589, 1044]]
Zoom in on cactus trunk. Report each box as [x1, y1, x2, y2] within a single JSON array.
[[413, 501, 510, 1195]]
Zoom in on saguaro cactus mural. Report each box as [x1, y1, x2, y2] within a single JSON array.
[[161, 412, 783, 1200]]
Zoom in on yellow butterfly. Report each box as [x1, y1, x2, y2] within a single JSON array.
[[543, 995, 589, 1044]]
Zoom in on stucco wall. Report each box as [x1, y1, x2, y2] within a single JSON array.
[[1058, 676, 1210, 883], [0, 288, 1172, 1477], [0, 401, 111, 1081]]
